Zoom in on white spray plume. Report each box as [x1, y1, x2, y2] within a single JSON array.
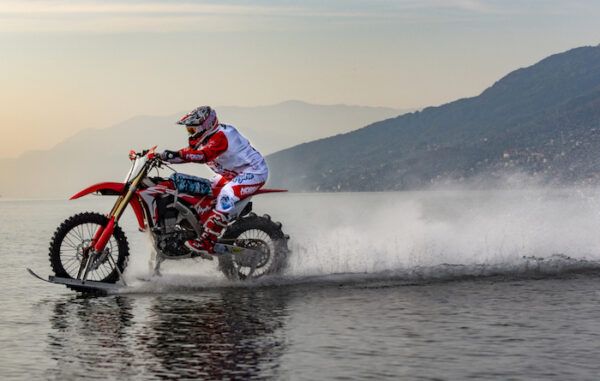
[[119, 180, 600, 289]]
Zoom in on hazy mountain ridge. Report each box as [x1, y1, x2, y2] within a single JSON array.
[[0, 102, 406, 198], [266, 45, 600, 191]]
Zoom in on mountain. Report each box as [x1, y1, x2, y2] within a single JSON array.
[[0, 101, 407, 198], [266, 45, 600, 191]]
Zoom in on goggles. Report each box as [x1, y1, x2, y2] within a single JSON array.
[[186, 126, 197, 135]]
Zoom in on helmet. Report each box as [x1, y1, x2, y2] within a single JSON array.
[[177, 106, 219, 142]]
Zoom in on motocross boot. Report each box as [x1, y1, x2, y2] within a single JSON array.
[[185, 210, 228, 256]]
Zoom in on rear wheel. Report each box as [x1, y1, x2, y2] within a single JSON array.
[[218, 214, 289, 280], [49, 212, 129, 284]]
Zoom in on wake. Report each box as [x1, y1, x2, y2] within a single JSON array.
[[122, 186, 600, 292]]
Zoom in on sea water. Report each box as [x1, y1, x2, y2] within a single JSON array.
[[1, 189, 600, 380]]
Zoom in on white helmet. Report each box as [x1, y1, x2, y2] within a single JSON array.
[[177, 106, 219, 142]]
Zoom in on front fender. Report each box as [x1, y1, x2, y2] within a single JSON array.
[[69, 182, 146, 230], [70, 182, 125, 199]]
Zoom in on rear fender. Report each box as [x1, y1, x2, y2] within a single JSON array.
[[222, 188, 286, 220], [69, 182, 146, 230], [254, 188, 287, 195]]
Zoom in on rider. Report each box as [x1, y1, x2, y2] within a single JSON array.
[[160, 106, 268, 255]]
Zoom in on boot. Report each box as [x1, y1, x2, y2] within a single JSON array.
[[185, 210, 228, 256]]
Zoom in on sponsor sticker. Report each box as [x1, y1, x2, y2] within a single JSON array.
[[194, 203, 212, 215], [240, 186, 259, 196], [220, 196, 233, 211], [233, 173, 255, 184]]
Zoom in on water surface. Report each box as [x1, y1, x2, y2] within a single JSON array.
[[2, 190, 600, 380]]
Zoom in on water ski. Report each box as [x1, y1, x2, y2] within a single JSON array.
[[27, 268, 126, 295]]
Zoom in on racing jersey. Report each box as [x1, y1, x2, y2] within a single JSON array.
[[177, 124, 267, 180]]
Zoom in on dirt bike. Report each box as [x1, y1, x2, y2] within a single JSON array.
[[36, 147, 290, 293]]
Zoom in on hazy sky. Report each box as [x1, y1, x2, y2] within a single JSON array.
[[1, 0, 599, 158]]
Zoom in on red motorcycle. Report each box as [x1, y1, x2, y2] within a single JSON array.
[[43, 147, 290, 292]]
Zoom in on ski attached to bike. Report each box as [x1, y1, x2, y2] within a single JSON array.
[[27, 268, 126, 294]]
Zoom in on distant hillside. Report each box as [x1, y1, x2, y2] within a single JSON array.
[[267, 45, 600, 191], [0, 101, 406, 198]]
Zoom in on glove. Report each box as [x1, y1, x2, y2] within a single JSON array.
[[160, 150, 181, 161]]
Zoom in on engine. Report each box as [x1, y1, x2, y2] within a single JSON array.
[[153, 195, 199, 257], [156, 229, 196, 257]]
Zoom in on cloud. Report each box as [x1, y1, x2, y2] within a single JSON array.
[[0, 0, 596, 34], [0, 1, 277, 15], [0, 0, 504, 20], [0, 1, 293, 33], [436, 0, 498, 13], [0, 1, 375, 34]]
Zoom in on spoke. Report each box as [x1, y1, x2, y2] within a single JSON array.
[[71, 224, 84, 242], [64, 260, 80, 275], [82, 223, 89, 238], [101, 263, 112, 278], [79, 224, 87, 241], [80, 224, 90, 240], [73, 224, 82, 242], [62, 232, 80, 250], [62, 257, 79, 266], [97, 262, 107, 278], [62, 255, 80, 273], [60, 254, 79, 261], [86, 223, 94, 239], [101, 264, 109, 279], [77, 223, 89, 240], [106, 253, 117, 271]]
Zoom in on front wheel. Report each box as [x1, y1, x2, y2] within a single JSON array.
[[48, 212, 130, 284], [218, 214, 290, 280]]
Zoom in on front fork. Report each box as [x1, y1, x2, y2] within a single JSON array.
[[76, 173, 145, 281], [76, 216, 117, 280]]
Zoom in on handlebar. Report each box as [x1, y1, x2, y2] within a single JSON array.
[[128, 147, 163, 162]]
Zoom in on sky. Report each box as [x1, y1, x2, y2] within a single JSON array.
[[1, 0, 599, 158]]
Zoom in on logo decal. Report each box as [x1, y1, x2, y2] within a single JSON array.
[[220, 196, 233, 210], [240, 186, 259, 196], [233, 173, 255, 183], [194, 198, 212, 215]]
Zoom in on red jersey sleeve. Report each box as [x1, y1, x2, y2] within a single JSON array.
[[179, 131, 228, 163]]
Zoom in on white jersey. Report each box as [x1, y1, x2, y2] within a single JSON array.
[[208, 125, 267, 177], [180, 124, 267, 180]]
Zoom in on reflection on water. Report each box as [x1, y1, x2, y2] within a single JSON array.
[[48, 296, 136, 380], [47, 289, 290, 380]]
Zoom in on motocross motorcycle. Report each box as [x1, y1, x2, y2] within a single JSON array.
[[47, 147, 290, 290]]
